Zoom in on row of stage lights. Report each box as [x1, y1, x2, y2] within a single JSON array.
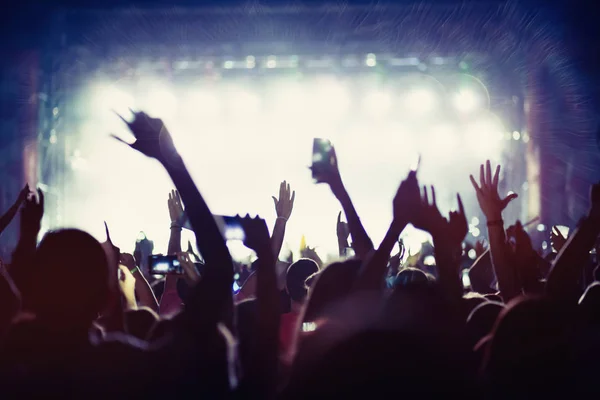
[[94, 80, 489, 121], [168, 54, 465, 71]]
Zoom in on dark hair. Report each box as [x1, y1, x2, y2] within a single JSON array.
[[302, 259, 361, 323], [124, 307, 159, 341], [29, 229, 109, 329], [466, 301, 504, 347], [392, 267, 432, 288], [483, 296, 574, 396], [578, 282, 600, 327], [286, 259, 319, 303]]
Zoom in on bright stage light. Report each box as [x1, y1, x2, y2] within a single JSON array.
[[271, 82, 308, 116], [230, 90, 260, 116], [453, 89, 480, 113], [144, 86, 178, 119], [465, 113, 505, 157], [430, 124, 457, 155], [366, 53, 377, 67], [70, 72, 510, 259], [183, 92, 221, 118], [405, 88, 437, 114], [92, 85, 135, 117], [314, 79, 350, 117], [363, 91, 391, 117]]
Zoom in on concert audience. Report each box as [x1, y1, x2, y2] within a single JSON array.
[[0, 109, 597, 398]]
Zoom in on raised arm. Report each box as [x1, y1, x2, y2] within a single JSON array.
[[160, 190, 184, 314], [317, 146, 373, 259], [115, 111, 233, 327], [116, 112, 233, 280], [120, 253, 159, 312], [470, 161, 520, 302], [355, 170, 418, 291], [239, 217, 279, 397], [270, 181, 295, 260], [411, 187, 467, 303], [167, 189, 184, 255], [506, 221, 544, 295], [336, 211, 350, 257], [546, 182, 600, 303], [0, 185, 29, 236], [9, 189, 43, 294]]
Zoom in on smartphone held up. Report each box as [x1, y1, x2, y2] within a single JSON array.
[[149, 254, 183, 275], [311, 138, 335, 183]]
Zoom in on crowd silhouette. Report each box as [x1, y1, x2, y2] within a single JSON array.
[[0, 110, 598, 398]]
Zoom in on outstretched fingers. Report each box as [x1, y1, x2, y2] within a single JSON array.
[[492, 165, 501, 189], [279, 181, 285, 202], [479, 164, 485, 190], [110, 134, 132, 147], [470, 175, 481, 193]]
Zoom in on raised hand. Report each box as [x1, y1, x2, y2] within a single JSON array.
[[239, 216, 272, 255], [168, 189, 185, 225], [113, 111, 178, 163], [21, 189, 44, 236], [314, 146, 344, 195], [447, 194, 468, 247], [507, 221, 543, 293], [411, 186, 447, 236], [550, 226, 568, 253], [0, 184, 32, 236], [392, 170, 421, 225], [178, 252, 201, 286], [272, 181, 295, 221], [470, 160, 517, 221]]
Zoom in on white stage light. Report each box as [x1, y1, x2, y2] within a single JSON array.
[[271, 83, 307, 116], [246, 56, 256, 68], [266, 56, 277, 69], [145, 87, 178, 119], [93, 85, 135, 117], [465, 114, 505, 157], [231, 90, 260, 116], [430, 124, 457, 155], [183, 92, 220, 118], [366, 53, 377, 67], [363, 91, 391, 117], [453, 89, 480, 113], [315, 79, 350, 117], [406, 89, 437, 114]]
